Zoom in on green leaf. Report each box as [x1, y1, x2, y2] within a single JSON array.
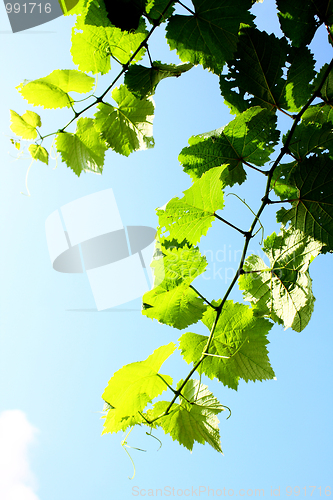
[[157, 166, 225, 245], [143, 285, 207, 329], [276, 155, 333, 252], [316, 63, 333, 102], [283, 46, 316, 113], [166, 0, 254, 74], [220, 28, 315, 114], [124, 61, 193, 98], [102, 343, 176, 434], [303, 64, 333, 125], [179, 107, 279, 184], [287, 122, 333, 160], [146, 379, 224, 452], [62, 0, 88, 16], [302, 104, 333, 125], [145, 0, 176, 22], [9, 110, 41, 140], [142, 243, 208, 329], [56, 118, 107, 176], [239, 229, 322, 331], [276, 0, 333, 47], [271, 162, 299, 200], [28, 144, 49, 165], [16, 70, 94, 109], [272, 119, 333, 200], [179, 300, 274, 390], [71, 1, 148, 75], [94, 85, 154, 156], [149, 239, 208, 288]]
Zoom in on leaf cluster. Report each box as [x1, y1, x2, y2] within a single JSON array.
[[9, 0, 333, 461]]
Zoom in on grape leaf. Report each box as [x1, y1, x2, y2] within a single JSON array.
[[28, 144, 49, 164], [271, 162, 299, 200], [179, 107, 279, 184], [286, 121, 333, 160], [94, 85, 154, 156], [166, 0, 254, 74], [283, 46, 316, 113], [102, 343, 175, 434], [276, 155, 333, 252], [16, 70, 94, 109], [316, 63, 333, 103], [9, 110, 41, 140], [239, 229, 322, 331], [146, 379, 224, 452], [303, 64, 333, 125], [142, 244, 208, 329], [302, 104, 333, 125], [179, 300, 274, 390], [149, 240, 208, 287], [71, 1, 147, 74], [63, 0, 88, 16], [146, 0, 176, 22], [220, 28, 315, 114], [56, 118, 107, 176], [124, 61, 193, 98], [157, 166, 225, 245], [276, 0, 333, 47], [273, 117, 333, 202], [142, 285, 207, 329]]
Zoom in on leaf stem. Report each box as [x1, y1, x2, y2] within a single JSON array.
[[189, 285, 217, 309], [242, 160, 269, 175], [146, 45, 154, 67], [156, 373, 178, 394], [214, 213, 248, 236]]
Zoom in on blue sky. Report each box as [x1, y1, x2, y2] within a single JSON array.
[[0, 1, 332, 499]]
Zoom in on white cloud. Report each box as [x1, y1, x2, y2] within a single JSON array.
[[0, 410, 40, 500]]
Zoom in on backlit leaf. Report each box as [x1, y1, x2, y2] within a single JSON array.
[[146, 0, 176, 22], [124, 61, 193, 98], [303, 64, 333, 125], [56, 117, 107, 176], [286, 121, 333, 160], [94, 85, 154, 156], [71, 1, 148, 74], [102, 343, 175, 434], [179, 300, 274, 390], [179, 107, 279, 184], [157, 166, 225, 245], [142, 243, 208, 329], [16, 70, 94, 109], [220, 28, 315, 114], [276, 155, 333, 252], [276, 0, 333, 47], [10, 110, 41, 139], [28, 144, 49, 164], [166, 0, 253, 74], [146, 379, 224, 452], [239, 228, 322, 331]]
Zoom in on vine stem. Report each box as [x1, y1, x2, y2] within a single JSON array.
[[242, 160, 269, 175], [146, 55, 333, 424]]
